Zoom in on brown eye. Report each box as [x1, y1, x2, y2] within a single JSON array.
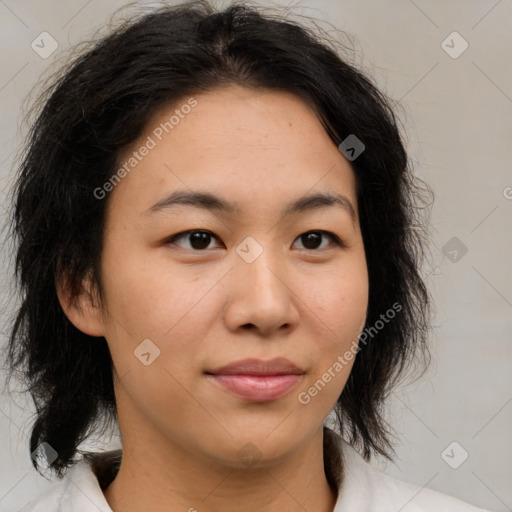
[[166, 230, 221, 250], [166, 229, 343, 252], [293, 231, 342, 251]]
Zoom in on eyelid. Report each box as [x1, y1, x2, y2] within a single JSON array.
[[165, 229, 222, 250], [293, 230, 344, 250], [165, 229, 345, 250]]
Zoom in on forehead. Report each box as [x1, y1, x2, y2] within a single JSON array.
[[105, 85, 357, 221]]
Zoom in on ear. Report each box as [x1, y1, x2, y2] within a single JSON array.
[[56, 270, 105, 337]]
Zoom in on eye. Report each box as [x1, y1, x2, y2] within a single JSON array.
[[292, 230, 343, 251], [166, 229, 343, 252], [166, 230, 221, 251]]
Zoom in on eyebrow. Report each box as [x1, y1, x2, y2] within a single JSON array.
[[144, 189, 357, 223]]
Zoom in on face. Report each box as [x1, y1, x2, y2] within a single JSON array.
[[80, 85, 368, 468]]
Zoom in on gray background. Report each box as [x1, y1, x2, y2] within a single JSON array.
[[0, 0, 511, 511]]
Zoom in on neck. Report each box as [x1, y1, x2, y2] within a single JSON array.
[[102, 427, 338, 512]]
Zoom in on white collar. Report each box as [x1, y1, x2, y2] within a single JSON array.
[[20, 427, 488, 512]]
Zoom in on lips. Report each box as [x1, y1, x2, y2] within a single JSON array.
[[207, 357, 304, 376], [205, 357, 305, 402]]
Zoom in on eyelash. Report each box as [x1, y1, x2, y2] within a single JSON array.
[[165, 229, 344, 252]]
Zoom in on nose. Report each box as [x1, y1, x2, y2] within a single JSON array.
[[223, 243, 300, 337]]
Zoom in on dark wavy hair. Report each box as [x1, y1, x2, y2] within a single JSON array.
[[2, 0, 433, 479]]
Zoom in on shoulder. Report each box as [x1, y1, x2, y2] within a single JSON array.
[[326, 430, 492, 512], [17, 458, 113, 512], [17, 475, 70, 512]]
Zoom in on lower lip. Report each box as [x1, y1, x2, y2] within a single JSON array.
[[208, 374, 303, 402]]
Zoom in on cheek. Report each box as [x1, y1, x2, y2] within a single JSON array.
[[302, 259, 368, 341], [100, 238, 195, 335], [100, 252, 221, 384], [297, 260, 368, 398]]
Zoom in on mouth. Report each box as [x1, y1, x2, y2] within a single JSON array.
[[205, 357, 305, 402]]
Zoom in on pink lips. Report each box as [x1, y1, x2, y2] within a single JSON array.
[[206, 357, 304, 402]]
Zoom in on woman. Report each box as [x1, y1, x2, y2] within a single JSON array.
[[4, 1, 492, 510]]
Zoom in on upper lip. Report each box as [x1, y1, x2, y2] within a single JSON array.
[[206, 357, 304, 376]]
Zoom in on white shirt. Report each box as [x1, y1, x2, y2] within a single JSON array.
[[19, 428, 492, 511]]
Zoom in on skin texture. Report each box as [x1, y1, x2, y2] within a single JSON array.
[[58, 85, 369, 512]]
